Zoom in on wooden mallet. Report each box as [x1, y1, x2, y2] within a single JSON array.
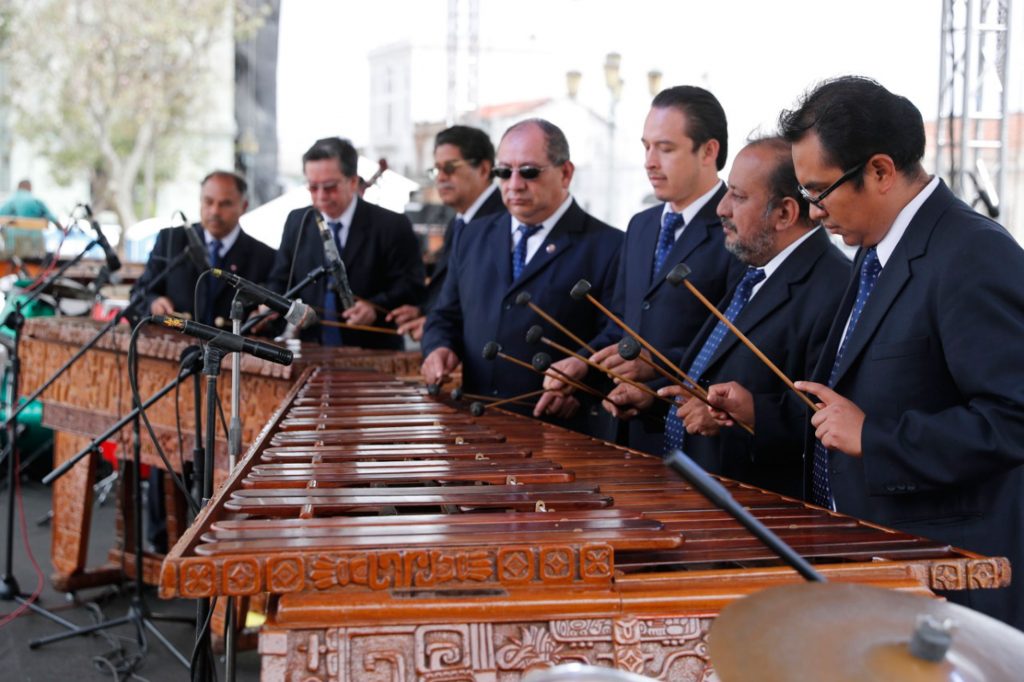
[[570, 279, 704, 397], [525, 325, 678, 410], [514, 291, 596, 354], [618, 336, 754, 434], [666, 263, 819, 412]]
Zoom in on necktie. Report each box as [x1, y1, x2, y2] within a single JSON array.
[[203, 240, 224, 325], [328, 221, 344, 251], [321, 222, 345, 346], [811, 247, 882, 508], [512, 223, 543, 281], [664, 266, 766, 454], [652, 211, 685, 282]]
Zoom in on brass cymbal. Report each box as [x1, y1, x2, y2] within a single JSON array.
[[709, 582, 1024, 682]]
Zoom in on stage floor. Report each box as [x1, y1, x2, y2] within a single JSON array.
[[0, 476, 260, 681]]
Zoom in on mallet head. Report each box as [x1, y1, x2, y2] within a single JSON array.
[[450, 386, 464, 401], [470, 401, 486, 417], [426, 383, 441, 396], [532, 352, 553, 372], [617, 336, 642, 361], [482, 341, 502, 360], [514, 291, 532, 306], [570, 279, 592, 300], [525, 325, 544, 345], [666, 263, 693, 286]]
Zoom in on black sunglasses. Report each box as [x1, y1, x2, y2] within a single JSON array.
[[492, 165, 550, 181], [798, 161, 868, 208]]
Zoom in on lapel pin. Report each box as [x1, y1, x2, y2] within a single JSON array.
[[546, 243, 556, 254]]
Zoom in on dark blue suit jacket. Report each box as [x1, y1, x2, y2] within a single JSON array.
[[673, 228, 850, 497], [267, 197, 425, 350], [422, 200, 622, 407], [592, 186, 744, 452], [811, 181, 1024, 628], [424, 187, 505, 314], [131, 224, 276, 327]]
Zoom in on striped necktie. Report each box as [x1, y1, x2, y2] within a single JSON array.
[[664, 266, 766, 454]]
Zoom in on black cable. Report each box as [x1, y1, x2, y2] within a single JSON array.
[[126, 318, 199, 516], [189, 595, 218, 682]]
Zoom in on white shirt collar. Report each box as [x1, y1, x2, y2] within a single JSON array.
[[204, 224, 241, 254], [510, 194, 574, 263], [875, 176, 940, 267], [750, 227, 821, 299], [459, 183, 498, 223], [661, 180, 723, 238], [320, 195, 360, 249]]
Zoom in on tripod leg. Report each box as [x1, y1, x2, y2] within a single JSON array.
[[29, 613, 135, 648], [142, 616, 191, 668]]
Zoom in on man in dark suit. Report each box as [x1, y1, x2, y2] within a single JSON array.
[[388, 125, 503, 341], [779, 76, 1024, 628], [267, 137, 425, 350], [132, 170, 275, 553], [540, 86, 743, 452], [421, 118, 621, 419], [627, 137, 850, 498], [132, 170, 275, 327]]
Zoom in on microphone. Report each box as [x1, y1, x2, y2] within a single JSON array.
[[88, 264, 112, 295], [81, 204, 122, 272], [181, 220, 212, 272], [210, 268, 318, 329], [311, 212, 356, 310], [151, 315, 293, 366]]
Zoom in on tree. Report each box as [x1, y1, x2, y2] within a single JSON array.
[[1, 0, 268, 247]]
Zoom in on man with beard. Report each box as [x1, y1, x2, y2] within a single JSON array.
[[606, 137, 849, 497]]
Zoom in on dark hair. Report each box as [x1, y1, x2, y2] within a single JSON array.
[[502, 118, 571, 165], [201, 170, 247, 197], [746, 135, 811, 223], [302, 136, 359, 178], [778, 76, 926, 186], [435, 125, 495, 167], [651, 86, 728, 170]]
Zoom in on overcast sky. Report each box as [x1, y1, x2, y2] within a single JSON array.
[[277, 0, 1022, 174]]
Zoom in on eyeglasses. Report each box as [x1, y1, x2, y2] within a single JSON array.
[[798, 161, 867, 208], [492, 165, 550, 181], [427, 159, 472, 180], [307, 180, 341, 193]]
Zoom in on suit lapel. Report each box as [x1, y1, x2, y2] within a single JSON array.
[[488, 213, 514, 289], [646, 186, 726, 297], [830, 185, 952, 385], [341, 198, 369, 265], [506, 201, 580, 296]]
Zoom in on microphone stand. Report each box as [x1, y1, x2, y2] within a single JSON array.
[[1, 239, 105, 627], [42, 266, 326, 485], [28, 346, 199, 668], [192, 343, 226, 682], [0, 247, 195, 463], [664, 449, 825, 583]]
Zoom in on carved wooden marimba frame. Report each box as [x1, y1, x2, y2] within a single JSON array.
[[18, 317, 421, 591], [161, 367, 1009, 681]]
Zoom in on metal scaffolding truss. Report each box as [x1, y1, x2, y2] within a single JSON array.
[[936, 0, 1013, 217]]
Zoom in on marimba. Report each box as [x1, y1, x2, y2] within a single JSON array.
[[162, 367, 1008, 681], [18, 317, 420, 590]]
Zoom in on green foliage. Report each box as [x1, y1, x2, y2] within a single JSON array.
[[1, 0, 267, 227]]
